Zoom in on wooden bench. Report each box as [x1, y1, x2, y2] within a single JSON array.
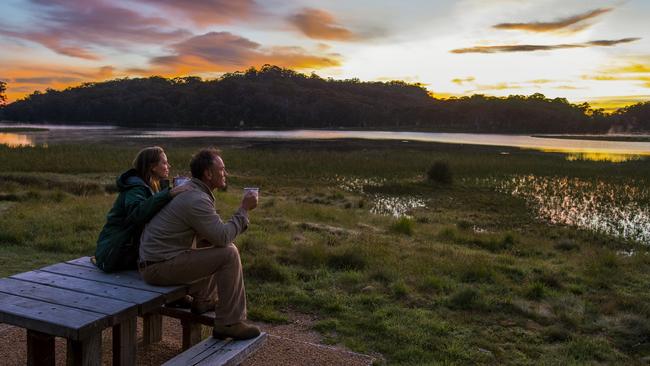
[[0, 256, 266, 365]]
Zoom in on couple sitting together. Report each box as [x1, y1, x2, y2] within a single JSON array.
[[93, 146, 260, 340]]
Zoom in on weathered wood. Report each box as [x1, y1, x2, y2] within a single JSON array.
[[27, 329, 55, 366], [162, 333, 267, 366], [113, 317, 137, 366], [40, 262, 184, 295], [66, 332, 102, 366], [0, 292, 106, 340], [11, 270, 164, 314], [0, 277, 136, 322], [143, 312, 163, 345], [159, 307, 216, 326], [65, 257, 102, 269], [181, 319, 203, 350]]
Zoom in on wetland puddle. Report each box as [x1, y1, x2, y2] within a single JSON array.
[[494, 175, 650, 244], [333, 176, 426, 218]]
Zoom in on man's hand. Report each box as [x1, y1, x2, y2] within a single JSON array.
[[241, 192, 258, 211], [170, 184, 192, 197]]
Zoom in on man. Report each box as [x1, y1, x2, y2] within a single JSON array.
[[139, 147, 260, 340]]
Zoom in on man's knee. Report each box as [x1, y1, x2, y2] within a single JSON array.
[[225, 243, 241, 262]]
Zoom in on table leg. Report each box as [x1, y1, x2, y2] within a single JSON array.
[[27, 330, 55, 366], [143, 312, 162, 345], [66, 332, 101, 366], [112, 317, 137, 366]]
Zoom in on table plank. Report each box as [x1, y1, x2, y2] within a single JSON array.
[[40, 262, 184, 295], [0, 278, 136, 322], [0, 292, 107, 340], [11, 270, 164, 313]]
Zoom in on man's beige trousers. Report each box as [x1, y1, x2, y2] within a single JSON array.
[[140, 243, 247, 326]]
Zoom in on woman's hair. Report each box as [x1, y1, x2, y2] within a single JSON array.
[[132, 146, 165, 192]]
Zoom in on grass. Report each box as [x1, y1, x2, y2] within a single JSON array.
[[1, 139, 649, 364]]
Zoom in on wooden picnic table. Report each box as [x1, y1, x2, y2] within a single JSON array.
[[0, 256, 187, 365]]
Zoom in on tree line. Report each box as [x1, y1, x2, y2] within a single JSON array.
[[1, 65, 648, 133]]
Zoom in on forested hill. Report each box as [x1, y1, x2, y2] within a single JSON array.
[[1, 65, 649, 133]]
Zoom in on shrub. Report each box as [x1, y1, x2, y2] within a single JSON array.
[[427, 161, 452, 185], [327, 246, 367, 271], [246, 257, 292, 283], [390, 217, 414, 235], [525, 281, 547, 300], [449, 287, 483, 310], [554, 239, 580, 251]]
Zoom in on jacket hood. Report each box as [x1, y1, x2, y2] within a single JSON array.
[[116, 169, 151, 193]]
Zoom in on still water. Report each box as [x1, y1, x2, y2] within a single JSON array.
[[2, 123, 650, 159], [2, 123, 649, 243]]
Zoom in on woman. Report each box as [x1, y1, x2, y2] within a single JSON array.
[[94, 146, 189, 272]]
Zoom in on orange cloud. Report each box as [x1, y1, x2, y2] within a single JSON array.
[[451, 76, 475, 85], [584, 95, 650, 112], [288, 8, 356, 41], [451, 38, 640, 54], [2, 64, 116, 102], [493, 8, 612, 33], [148, 32, 341, 75]]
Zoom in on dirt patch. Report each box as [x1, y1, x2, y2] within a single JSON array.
[[0, 313, 374, 365]]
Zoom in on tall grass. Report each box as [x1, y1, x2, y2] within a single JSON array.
[[0, 140, 649, 364]]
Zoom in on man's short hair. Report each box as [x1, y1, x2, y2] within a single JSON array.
[[190, 148, 222, 179]]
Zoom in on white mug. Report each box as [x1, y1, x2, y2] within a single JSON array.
[[243, 187, 259, 198]]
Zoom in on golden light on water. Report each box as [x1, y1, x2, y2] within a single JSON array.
[[0, 133, 34, 147], [565, 152, 643, 163]]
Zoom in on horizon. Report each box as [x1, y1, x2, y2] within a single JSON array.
[[1, 0, 649, 112]]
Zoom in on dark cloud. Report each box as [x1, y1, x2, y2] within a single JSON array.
[[150, 32, 341, 74], [0, 0, 190, 59], [493, 8, 613, 33], [288, 8, 356, 41], [451, 37, 640, 54]]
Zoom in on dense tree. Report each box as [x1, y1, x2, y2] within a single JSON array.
[[2, 65, 647, 133], [0, 80, 7, 107]]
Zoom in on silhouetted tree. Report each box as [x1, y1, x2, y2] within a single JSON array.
[[2, 65, 647, 133], [0, 80, 7, 107]]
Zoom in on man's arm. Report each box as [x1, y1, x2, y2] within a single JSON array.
[[189, 195, 249, 247]]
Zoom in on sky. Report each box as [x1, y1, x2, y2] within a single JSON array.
[[1, 0, 649, 111]]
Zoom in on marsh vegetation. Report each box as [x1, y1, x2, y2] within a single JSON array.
[[1, 139, 649, 365]]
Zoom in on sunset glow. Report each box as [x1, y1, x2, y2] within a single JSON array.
[[1, 0, 649, 110]]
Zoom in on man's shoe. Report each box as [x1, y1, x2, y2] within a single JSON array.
[[213, 322, 261, 340], [191, 299, 217, 315]]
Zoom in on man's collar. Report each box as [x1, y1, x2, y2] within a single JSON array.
[[190, 178, 215, 201]]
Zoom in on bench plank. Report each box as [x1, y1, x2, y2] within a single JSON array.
[[11, 270, 164, 313], [0, 292, 107, 340], [159, 307, 216, 327], [162, 333, 267, 366], [0, 278, 136, 321]]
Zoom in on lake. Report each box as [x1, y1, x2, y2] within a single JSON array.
[[2, 123, 650, 160]]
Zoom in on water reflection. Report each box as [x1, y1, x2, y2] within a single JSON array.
[[0, 133, 34, 147], [565, 152, 642, 163], [495, 175, 650, 244], [333, 175, 426, 217]]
